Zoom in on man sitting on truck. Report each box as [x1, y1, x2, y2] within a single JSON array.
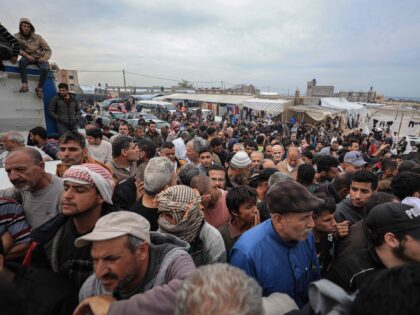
[[14, 18, 51, 98]]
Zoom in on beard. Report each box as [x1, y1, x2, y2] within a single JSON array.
[[392, 241, 416, 263], [114, 261, 140, 293]]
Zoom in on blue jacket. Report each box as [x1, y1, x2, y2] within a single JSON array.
[[230, 219, 320, 308]]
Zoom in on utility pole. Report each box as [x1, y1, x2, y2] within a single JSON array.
[[221, 81, 224, 91], [123, 69, 127, 96]]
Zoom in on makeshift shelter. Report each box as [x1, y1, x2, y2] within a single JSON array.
[[284, 105, 347, 130], [320, 97, 368, 130], [242, 98, 292, 117], [363, 104, 420, 137]]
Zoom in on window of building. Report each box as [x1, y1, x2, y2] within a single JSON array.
[[69, 75, 74, 80]]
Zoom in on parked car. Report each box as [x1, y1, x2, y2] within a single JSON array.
[[100, 98, 123, 110], [124, 112, 157, 120]]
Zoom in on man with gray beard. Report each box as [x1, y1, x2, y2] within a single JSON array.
[[0, 147, 63, 229]]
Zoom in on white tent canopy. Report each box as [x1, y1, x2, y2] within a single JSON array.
[[242, 98, 292, 116], [321, 97, 368, 130]]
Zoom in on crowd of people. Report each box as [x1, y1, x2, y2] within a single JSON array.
[[1, 16, 420, 315]]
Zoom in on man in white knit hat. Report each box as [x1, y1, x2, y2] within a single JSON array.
[[227, 151, 252, 188]]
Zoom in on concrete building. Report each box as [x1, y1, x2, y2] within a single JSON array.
[[338, 87, 376, 103], [58, 69, 79, 92], [306, 79, 334, 97]]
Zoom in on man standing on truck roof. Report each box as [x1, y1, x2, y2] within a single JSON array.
[[14, 18, 51, 98]]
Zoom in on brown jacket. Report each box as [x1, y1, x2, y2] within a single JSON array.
[[276, 159, 304, 180], [106, 160, 137, 183], [14, 18, 52, 60]]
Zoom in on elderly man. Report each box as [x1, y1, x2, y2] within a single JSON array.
[[31, 163, 117, 289], [186, 137, 206, 166], [130, 157, 176, 231], [107, 136, 139, 183], [276, 147, 304, 180], [250, 151, 264, 172], [175, 264, 263, 315], [0, 147, 63, 229], [74, 211, 195, 315], [0, 131, 52, 167], [227, 151, 252, 187], [271, 144, 284, 165], [14, 18, 51, 97], [231, 180, 323, 308]]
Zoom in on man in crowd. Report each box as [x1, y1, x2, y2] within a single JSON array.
[[271, 144, 284, 164], [218, 186, 259, 261], [0, 131, 52, 166], [342, 151, 367, 173], [0, 147, 63, 229], [166, 121, 181, 143], [250, 151, 264, 172], [130, 157, 175, 231], [159, 142, 180, 172], [186, 137, 206, 166], [29, 126, 60, 160], [328, 202, 420, 292], [56, 131, 105, 177], [198, 146, 215, 175], [144, 120, 163, 148], [211, 138, 228, 167], [157, 185, 226, 266], [315, 171, 352, 204], [175, 264, 263, 315], [133, 125, 145, 143], [227, 151, 252, 187], [48, 83, 81, 133], [74, 211, 195, 315], [107, 136, 139, 183], [311, 155, 340, 191], [207, 165, 227, 190], [33, 163, 116, 289], [335, 170, 378, 225], [190, 175, 230, 229], [137, 139, 156, 167], [276, 147, 304, 180], [110, 122, 130, 144], [173, 131, 190, 161], [231, 180, 323, 308], [14, 18, 51, 97], [86, 128, 112, 164]]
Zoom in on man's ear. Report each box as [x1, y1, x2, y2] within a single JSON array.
[[136, 242, 149, 261]]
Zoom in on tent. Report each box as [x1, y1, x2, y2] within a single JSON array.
[[284, 105, 347, 130], [242, 98, 293, 117], [321, 97, 369, 130]]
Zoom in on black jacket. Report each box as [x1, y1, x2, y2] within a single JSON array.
[[334, 198, 365, 225], [113, 176, 137, 211], [48, 93, 81, 127], [8, 262, 78, 315], [326, 246, 385, 293]]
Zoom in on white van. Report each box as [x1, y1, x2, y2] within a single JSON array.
[[137, 101, 177, 114]]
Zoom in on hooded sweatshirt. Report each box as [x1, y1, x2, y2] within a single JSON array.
[[14, 18, 52, 60], [79, 232, 195, 315]]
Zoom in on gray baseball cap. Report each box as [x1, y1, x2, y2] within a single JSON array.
[[344, 151, 367, 167]]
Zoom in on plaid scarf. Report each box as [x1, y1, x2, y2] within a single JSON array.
[[157, 185, 204, 244]]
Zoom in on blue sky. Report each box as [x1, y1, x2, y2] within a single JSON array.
[[3, 0, 420, 97]]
